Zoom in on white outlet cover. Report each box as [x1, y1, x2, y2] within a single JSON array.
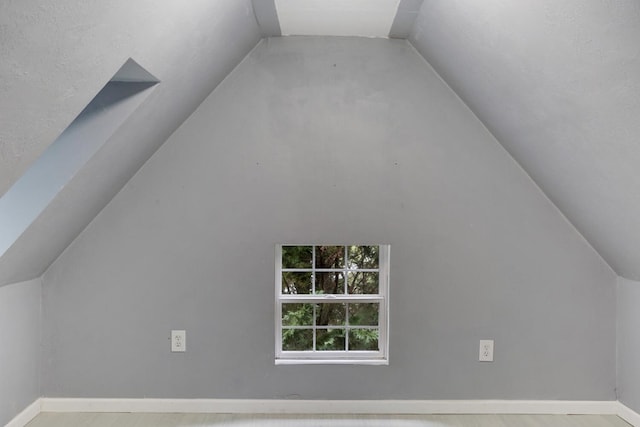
[[479, 339, 494, 362], [171, 330, 186, 352]]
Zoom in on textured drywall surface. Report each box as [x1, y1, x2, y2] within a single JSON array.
[[0, 278, 41, 426], [410, 0, 640, 280], [0, 82, 155, 261], [617, 277, 640, 412], [389, 0, 424, 38], [275, 0, 401, 37], [0, 0, 261, 286], [42, 37, 616, 400], [252, 0, 281, 36], [252, 0, 419, 38]]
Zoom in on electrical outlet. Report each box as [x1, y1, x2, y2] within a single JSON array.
[[479, 339, 494, 362], [171, 330, 186, 352]]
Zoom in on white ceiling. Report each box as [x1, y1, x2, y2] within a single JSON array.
[[275, 0, 401, 37], [1, 0, 640, 283], [252, 0, 424, 38]]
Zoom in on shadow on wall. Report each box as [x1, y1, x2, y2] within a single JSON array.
[[0, 59, 159, 280]]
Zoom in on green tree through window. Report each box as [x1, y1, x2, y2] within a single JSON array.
[[277, 245, 389, 364]]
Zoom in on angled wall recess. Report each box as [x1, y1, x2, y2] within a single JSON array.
[[275, 0, 402, 37], [0, 59, 159, 263]]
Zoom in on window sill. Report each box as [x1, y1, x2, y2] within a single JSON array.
[[275, 358, 389, 366]]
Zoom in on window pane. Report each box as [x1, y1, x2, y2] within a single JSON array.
[[348, 245, 379, 269], [316, 329, 345, 351], [315, 272, 344, 294], [348, 303, 379, 326], [282, 271, 312, 294], [315, 303, 346, 326], [282, 329, 313, 351], [315, 246, 345, 269], [349, 329, 379, 351], [347, 271, 379, 294], [282, 303, 314, 326], [282, 246, 312, 269]]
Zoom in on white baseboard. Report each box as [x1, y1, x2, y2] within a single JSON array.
[[5, 399, 41, 427], [8, 398, 638, 427], [617, 401, 640, 426], [40, 398, 618, 415]]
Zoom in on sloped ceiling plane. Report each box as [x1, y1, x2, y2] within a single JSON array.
[[1, 0, 639, 285]]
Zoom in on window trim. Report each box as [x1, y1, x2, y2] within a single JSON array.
[[275, 244, 390, 365]]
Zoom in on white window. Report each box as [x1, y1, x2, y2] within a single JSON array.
[[275, 245, 390, 365]]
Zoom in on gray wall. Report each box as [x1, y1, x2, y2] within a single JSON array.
[[617, 277, 640, 411], [0, 279, 41, 425], [42, 37, 616, 400]]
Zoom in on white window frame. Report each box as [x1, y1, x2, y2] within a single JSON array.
[[275, 244, 390, 365]]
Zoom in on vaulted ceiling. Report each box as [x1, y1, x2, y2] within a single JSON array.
[[409, 0, 640, 280], [1, 0, 639, 285]]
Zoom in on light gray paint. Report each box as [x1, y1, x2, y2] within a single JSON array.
[[42, 37, 616, 400], [389, 0, 424, 39], [0, 1, 260, 198], [0, 0, 261, 286], [0, 79, 156, 265], [252, 0, 281, 36], [111, 59, 159, 83], [0, 278, 41, 426], [617, 277, 640, 412], [409, 0, 640, 280]]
